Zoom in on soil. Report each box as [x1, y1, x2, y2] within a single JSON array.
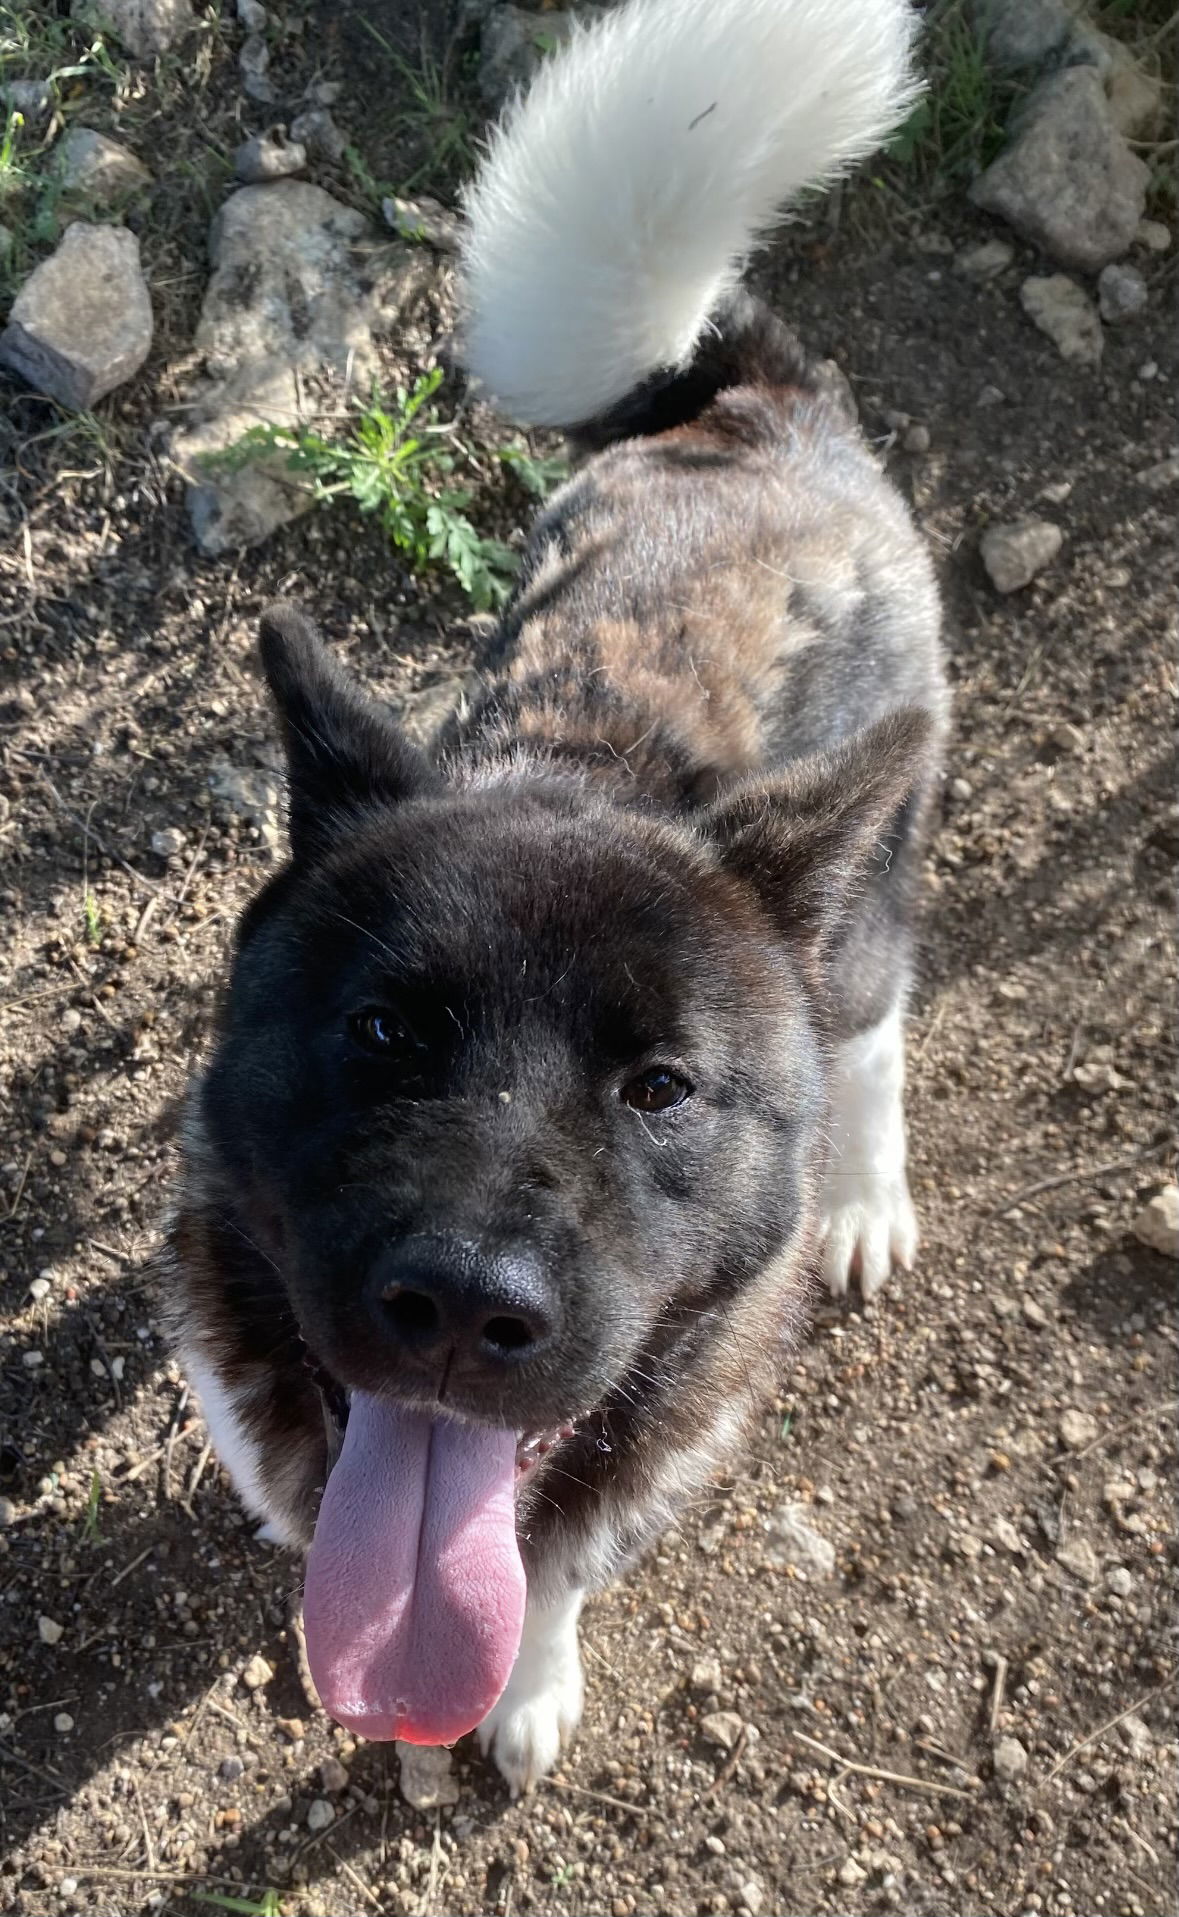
[[0, 5, 1176, 1917]]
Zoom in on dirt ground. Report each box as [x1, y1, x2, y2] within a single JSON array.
[[1, 5, 1176, 1916]]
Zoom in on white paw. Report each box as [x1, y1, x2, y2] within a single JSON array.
[[820, 1169, 917, 1300], [477, 1587, 584, 1795]]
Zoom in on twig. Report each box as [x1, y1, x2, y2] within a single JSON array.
[[989, 1656, 1008, 1738], [108, 1544, 153, 1590], [131, 1773, 156, 1872], [1051, 1399, 1179, 1469], [1041, 1679, 1176, 1785], [326, 1844, 385, 1911], [162, 822, 210, 928], [84, 1311, 122, 1409], [987, 1144, 1170, 1219], [181, 1436, 214, 1513], [162, 1384, 191, 1501], [789, 1729, 980, 1799], [0, 1740, 68, 1794], [1115, 1816, 1160, 1868], [548, 1776, 650, 1816], [2, 1151, 32, 1222], [67, 1864, 281, 1892], [706, 1724, 749, 1799], [36, 772, 161, 897]]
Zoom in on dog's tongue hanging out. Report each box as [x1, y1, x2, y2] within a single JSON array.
[[302, 1396, 526, 1745]]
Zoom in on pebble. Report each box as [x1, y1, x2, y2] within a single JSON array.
[[320, 1756, 349, 1793], [955, 238, 1015, 280], [700, 1711, 746, 1751], [993, 1735, 1029, 1783], [1118, 1713, 1153, 1760], [740, 1879, 765, 1915], [0, 222, 154, 410], [219, 1754, 245, 1781], [1055, 1536, 1099, 1584], [382, 193, 462, 253], [38, 1615, 65, 1645], [2, 78, 52, 120], [1106, 1565, 1133, 1598], [54, 1711, 75, 1733], [1020, 274, 1103, 367], [1097, 262, 1147, 325], [992, 1517, 1023, 1553], [1059, 1408, 1098, 1450], [237, 0, 267, 28], [1135, 217, 1171, 252], [0, 1497, 15, 1527], [980, 518, 1063, 594], [28, 1276, 51, 1302], [395, 1739, 461, 1808], [23, 1349, 44, 1368], [289, 107, 348, 165], [305, 1797, 334, 1833], [903, 422, 930, 454], [1132, 1186, 1178, 1257], [240, 1653, 274, 1691], [763, 1501, 836, 1578], [1022, 1298, 1050, 1328], [690, 1655, 724, 1696], [239, 32, 274, 104], [234, 130, 307, 184], [838, 1857, 869, 1886]]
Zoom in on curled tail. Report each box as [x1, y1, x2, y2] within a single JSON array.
[[460, 0, 918, 430]]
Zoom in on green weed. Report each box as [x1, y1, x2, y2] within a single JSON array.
[[355, 21, 474, 192], [498, 444, 570, 499], [887, 0, 1018, 187], [82, 891, 102, 947], [211, 372, 518, 611], [193, 1891, 284, 1917], [81, 1469, 103, 1545]]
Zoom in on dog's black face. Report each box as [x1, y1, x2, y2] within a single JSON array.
[[198, 610, 925, 1443]]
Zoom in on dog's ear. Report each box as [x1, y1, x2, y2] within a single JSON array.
[[699, 708, 934, 962], [259, 602, 442, 860]]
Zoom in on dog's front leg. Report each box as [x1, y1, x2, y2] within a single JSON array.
[[477, 1582, 585, 1795]]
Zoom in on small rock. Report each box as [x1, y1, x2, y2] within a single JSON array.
[[1020, 274, 1103, 366], [1059, 1408, 1098, 1450], [71, 0, 196, 59], [955, 238, 1015, 280], [382, 193, 462, 253], [239, 32, 274, 104], [1118, 1713, 1153, 1760], [1136, 455, 1179, 493], [1022, 1297, 1050, 1328], [980, 517, 1063, 594], [949, 776, 973, 801], [1071, 22, 1165, 140], [395, 1740, 461, 1809], [240, 1653, 273, 1691], [1106, 1566, 1133, 1598], [1135, 218, 1171, 254], [967, 0, 1075, 72], [0, 1497, 16, 1527], [54, 1712, 75, 1733], [38, 1616, 65, 1645], [689, 1655, 724, 1696], [479, 5, 605, 109], [1132, 1187, 1179, 1257], [150, 826, 186, 858], [838, 1857, 869, 1887], [2, 79, 52, 121], [903, 422, 930, 455], [992, 1517, 1023, 1553], [28, 1276, 52, 1302], [208, 764, 283, 849], [740, 1880, 764, 1916], [700, 1711, 745, 1752], [57, 126, 152, 202], [1097, 262, 1147, 325], [237, 0, 267, 28], [763, 1502, 836, 1578], [234, 129, 307, 184], [275, 1716, 305, 1741], [972, 67, 1149, 273], [1056, 1536, 1099, 1585], [306, 1797, 334, 1833], [289, 106, 348, 164], [993, 1735, 1028, 1783], [892, 1491, 919, 1522], [219, 1754, 245, 1780], [22, 1349, 43, 1369], [320, 1756, 349, 1794], [0, 222, 153, 410]]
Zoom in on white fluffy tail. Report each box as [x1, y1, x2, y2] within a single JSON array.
[[461, 0, 918, 428]]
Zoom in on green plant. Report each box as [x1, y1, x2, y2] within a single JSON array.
[[886, 0, 1017, 186], [193, 1892, 284, 1917], [355, 20, 473, 192], [212, 372, 518, 611], [80, 1469, 103, 1544], [83, 891, 101, 947], [498, 444, 570, 499]]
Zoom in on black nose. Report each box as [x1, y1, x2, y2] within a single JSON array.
[[366, 1236, 556, 1376]]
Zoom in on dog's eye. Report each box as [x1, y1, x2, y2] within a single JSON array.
[[620, 1069, 693, 1113], [349, 1009, 421, 1057]]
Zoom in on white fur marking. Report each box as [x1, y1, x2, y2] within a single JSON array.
[[819, 1002, 917, 1300], [179, 1346, 299, 1547], [461, 0, 919, 425], [477, 1584, 585, 1795]]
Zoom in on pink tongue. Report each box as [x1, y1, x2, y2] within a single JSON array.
[[303, 1394, 525, 1746]]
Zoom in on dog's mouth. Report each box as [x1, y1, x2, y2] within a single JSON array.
[[299, 1346, 586, 1750]]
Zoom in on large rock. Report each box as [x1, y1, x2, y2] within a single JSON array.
[[971, 66, 1149, 272], [71, 0, 195, 58], [0, 223, 153, 409], [172, 182, 434, 554], [967, 0, 1081, 71], [1020, 274, 1103, 366], [1070, 23, 1165, 138], [56, 127, 152, 200]]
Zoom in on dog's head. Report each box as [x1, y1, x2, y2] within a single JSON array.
[[196, 603, 927, 1744]]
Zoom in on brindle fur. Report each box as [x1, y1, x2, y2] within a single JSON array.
[[164, 293, 945, 1602]]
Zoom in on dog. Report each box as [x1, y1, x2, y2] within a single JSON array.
[[165, 0, 947, 1795]]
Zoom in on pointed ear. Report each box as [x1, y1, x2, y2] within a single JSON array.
[[258, 603, 442, 860], [699, 708, 935, 961]]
